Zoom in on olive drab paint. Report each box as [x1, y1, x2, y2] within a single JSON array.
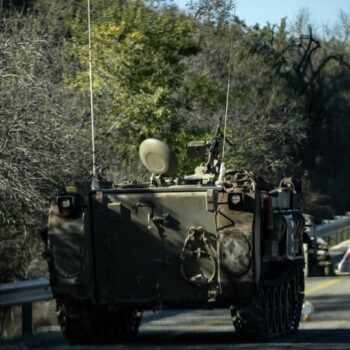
[[43, 138, 306, 343]]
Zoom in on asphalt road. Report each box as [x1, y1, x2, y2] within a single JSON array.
[[2, 275, 350, 350]]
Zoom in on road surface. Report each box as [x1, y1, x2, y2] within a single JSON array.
[[2, 275, 350, 350]]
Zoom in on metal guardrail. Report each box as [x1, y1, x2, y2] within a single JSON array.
[[315, 212, 350, 244], [0, 277, 52, 307], [0, 277, 52, 336]]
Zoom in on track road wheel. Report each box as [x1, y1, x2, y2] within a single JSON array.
[[279, 285, 287, 332], [272, 287, 280, 334], [264, 288, 273, 337], [285, 282, 294, 329]]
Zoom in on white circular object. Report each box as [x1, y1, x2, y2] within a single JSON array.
[[139, 138, 178, 176]]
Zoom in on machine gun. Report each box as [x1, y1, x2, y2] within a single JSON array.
[[206, 115, 223, 174]]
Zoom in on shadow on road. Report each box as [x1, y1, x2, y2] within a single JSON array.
[[3, 328, 350, 349], [134, 328, 350, 345]]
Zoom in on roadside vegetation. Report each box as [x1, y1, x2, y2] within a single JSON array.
[[1, 0, 350, 284]]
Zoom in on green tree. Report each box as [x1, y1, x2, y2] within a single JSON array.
[[67, 0, 199, 177]]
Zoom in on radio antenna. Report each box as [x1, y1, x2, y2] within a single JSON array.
[[221, 1, 237, 163], [87, 0, 97, 182]]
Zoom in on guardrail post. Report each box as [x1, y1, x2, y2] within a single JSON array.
[[22, 303, 33, 336]]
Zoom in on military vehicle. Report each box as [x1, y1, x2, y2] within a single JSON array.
[[43, 129, 305, 343]]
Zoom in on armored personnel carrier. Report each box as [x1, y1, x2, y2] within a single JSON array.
[[43, 133, 305, 343]]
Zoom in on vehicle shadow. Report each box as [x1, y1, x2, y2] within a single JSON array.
[[4, 328, 350, 350], [133, 328, 350, 346]]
